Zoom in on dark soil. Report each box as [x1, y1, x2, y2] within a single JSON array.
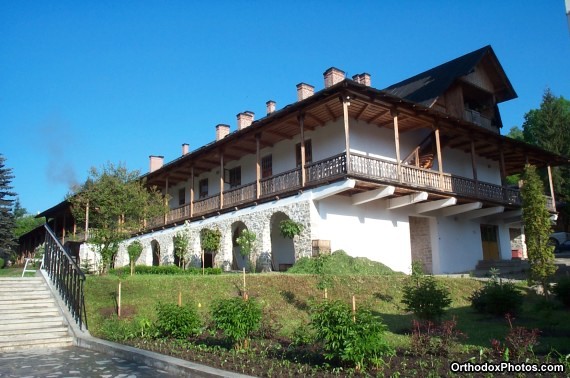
[[122, 337, 568, 377]]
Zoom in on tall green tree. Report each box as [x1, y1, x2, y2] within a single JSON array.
[[69, 163, 167, 273], [522, 89, 570, 208], [0, 154, 16, 251], [521, 164, 557, 297]]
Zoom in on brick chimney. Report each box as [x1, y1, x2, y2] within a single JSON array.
[[352, 73, 371, 86], [266, 100, 276, 115], [216, 124, 230, 141], [324, 67, 345, 88], [149, 155, 164, 173], [237, 111, 254, 130], [296, 83, 315, 101], [182, 143, 189, 155]]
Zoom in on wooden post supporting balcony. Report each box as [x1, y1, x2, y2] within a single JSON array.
[[342, 96, 351, 171], [435, 126, 444, 189], [190, 166, 194, 217], [547, 165, 556, 212], [391, 109, 401, 182], [256, 133, 261, 198], [299, 114, 306, 186], [470, 141, 479, 197], [219, 151, 224, 209], [164, 177, 169, 225], [85, 201, 89, 241], [62, 213, 66, 244], [499, 148, 507, 186]]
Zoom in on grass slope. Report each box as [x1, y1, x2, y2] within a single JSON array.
[[287, 250, 397, 275]]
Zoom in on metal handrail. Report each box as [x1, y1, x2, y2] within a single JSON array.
[[43, 224, 88, 330]]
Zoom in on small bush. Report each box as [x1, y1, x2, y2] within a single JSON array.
[[470, 272, 523, 316], [410, 318, 465, 357], [553, 277, 570, 307], [402, 273, 451, 321], [490, 314, 540, 362], [211, 297, 262, 350], [310, 300, 393, 370], [155, 302, 202, 339]]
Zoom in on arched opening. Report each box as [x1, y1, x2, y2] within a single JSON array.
[[231, 221, 249, 271], [270, 212, 296, 271], [151, 240, 160, 266]]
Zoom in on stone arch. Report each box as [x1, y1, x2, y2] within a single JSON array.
[[270, 211, 296, 271], [151, 240, 161, 266], [231, 221, 249, 271]]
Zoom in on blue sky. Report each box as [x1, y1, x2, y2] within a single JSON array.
[[1, 1, 569, 215]]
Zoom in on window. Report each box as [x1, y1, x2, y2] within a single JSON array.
[[178, 188, 185, 206], [199, 179, 208, 198], [261, 155, 272, 178], [296, 139, 312, 167], [228, 166, 241, 188]]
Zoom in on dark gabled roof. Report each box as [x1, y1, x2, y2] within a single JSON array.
[[384, 45, 517, 107]]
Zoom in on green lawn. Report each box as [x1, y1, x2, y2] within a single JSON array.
[[0, 266, 37, 277]]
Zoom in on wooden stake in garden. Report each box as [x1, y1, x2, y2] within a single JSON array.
[[352, 295, 356, 323], [178, 290, 182, 306], [243, 267, 248, 301], [324, 287, 328, 300], [202, 249, 205, 275], [117, 281, 122, 318]]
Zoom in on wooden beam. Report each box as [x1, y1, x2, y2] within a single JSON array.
[[367, 109, 389, 124], [342, 95, 351, 167], [386, 192, 428, 209], [440, 202, 482, 217], [499, 147, 506, 185], [164, 177, 169, 225], [351, 186, 396, 205], [461, 206, 504, 220], [189, 166, 194, 217], [435, 127, 444, 188], [470, 140, 478, 197], [299, 115, 306, 187], [256, 133, 261, 199], [219, 152, 224, 209], [264, 129, 291, 139], [324, 104, 337, 119], [305, 112, 326, 127], [414, 197, 457, 214], [392, 109, 401, 182], [354, 103, 368, 120], [547, 165, 556, 212]]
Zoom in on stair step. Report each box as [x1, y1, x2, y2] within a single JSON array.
[[0, 294, 53, 301], [0, 337, 74, 352], [0, 327, 69, 339], [0, 298, 56, 307], [2, 316, 64, 326]]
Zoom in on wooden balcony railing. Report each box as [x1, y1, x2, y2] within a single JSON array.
[[167, 204, 191, 223], [146, 152, 559, 230], [224, 183, 257, 207], [305, 154, 347, 183], [260, 168, 301, 197], [194, 194, 220, 216]]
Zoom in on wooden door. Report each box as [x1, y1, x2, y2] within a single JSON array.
[[480, 225, 499, 260]]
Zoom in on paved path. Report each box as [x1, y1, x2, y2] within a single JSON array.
[[0, 346, 176, 378]]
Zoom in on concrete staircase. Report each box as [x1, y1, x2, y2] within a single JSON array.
[[0, 277, 73, 351], [472, 259, 530, 278]]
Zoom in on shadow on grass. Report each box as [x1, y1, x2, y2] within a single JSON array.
[[280, 290, 309, 312]]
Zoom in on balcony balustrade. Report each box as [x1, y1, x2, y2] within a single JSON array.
[[150, 152, 556, 230]]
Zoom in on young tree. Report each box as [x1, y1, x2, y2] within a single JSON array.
[[70, 163, 167, 273], [173, 232, 189, 268], [521, 164, 557, 296], [12, 198, 46, 239], [127, 240, 143, 276], [0, 155, 16, 251]]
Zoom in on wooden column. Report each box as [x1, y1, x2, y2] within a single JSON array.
[[62, 214, 66, 244], [391, 109, 401, 181], [256, 133, 261, 198], [299, 114, 306, 186], [219, 151, 224, 209], [190, 166, 194, 217], [470, 141, 479, 197], [499, 147, 507, 186], [164, 178, 169, 225], [84, 201, 89, 241], [434, 127, 444, 189], [547, 165, 556, 212], [342, 96, 351, 171]]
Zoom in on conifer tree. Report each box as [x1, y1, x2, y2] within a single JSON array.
[[0, 154, 16, 251], [521, 164, 557, 296]]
